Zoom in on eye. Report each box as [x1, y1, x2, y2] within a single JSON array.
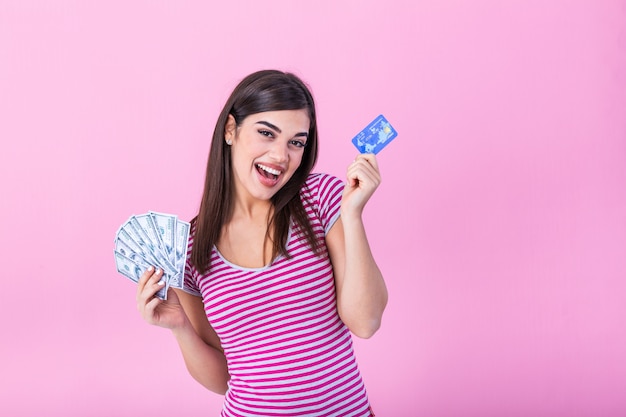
[[289, 139, 307, 148], [258, 129, 274, 138]]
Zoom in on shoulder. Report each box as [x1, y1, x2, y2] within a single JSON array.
[[300, 173, 345, 232], [301, 173, 344, 200]]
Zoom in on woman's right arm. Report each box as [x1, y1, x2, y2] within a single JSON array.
[[136, 267, 230, 394]]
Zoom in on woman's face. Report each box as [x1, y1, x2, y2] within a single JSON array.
[[226, 109, 310, 203]]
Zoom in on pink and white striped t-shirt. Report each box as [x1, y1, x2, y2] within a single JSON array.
[[184, 173, 372, 417]]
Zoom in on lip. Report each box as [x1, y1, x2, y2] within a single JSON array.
[[256, 162, 285, 174], [255, 162, 285, 187]]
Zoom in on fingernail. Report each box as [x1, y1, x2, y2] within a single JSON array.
[[155, 268, 161, 275], [147, 266, 154, 272], [158, 280, 165, 286]]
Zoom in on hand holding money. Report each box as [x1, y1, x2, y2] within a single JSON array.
[[114, 212, 190, 300], [135, 266, 188, 329]]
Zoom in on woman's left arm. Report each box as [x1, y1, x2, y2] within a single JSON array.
[[326, 153, 388, 339]]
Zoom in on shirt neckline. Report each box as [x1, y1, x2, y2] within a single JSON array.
[[212, 224, 292, 272]]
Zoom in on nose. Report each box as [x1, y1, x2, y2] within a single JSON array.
[[268, 140, 288, 163]]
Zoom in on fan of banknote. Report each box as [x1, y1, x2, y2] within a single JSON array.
[[114, 212, 190, 300]]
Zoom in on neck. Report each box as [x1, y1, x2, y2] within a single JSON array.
[[231, 194, 273, 222]]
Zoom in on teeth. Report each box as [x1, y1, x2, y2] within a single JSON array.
[[257, 164, 281, 176]]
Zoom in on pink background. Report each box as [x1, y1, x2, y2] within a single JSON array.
[[1, 1, 625, 416]]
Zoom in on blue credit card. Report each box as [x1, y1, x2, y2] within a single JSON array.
[[351, 114, 398, 155]]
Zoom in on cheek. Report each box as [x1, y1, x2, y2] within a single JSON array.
[[290, 151, 305, 169]]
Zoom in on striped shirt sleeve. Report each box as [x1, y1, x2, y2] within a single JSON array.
[[182, 228, 202, 296], [314, 173, 345, 234]]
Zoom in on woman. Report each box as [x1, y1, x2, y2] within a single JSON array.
[[136, 70, 388, 416]]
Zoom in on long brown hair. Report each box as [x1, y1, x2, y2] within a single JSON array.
[[190, 70, 320, 274]]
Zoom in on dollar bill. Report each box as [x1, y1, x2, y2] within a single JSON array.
[[149, 211, 176, 265], [174, 219, 190, 271], [113, 212, 191, 298], [114, 251, 167, 299], [128, 216, 177, 275], [134, 214, 177, 273]]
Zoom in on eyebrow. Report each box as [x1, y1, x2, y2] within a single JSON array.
[[256, 121, 308, 138]]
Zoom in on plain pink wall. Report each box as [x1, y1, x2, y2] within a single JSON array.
[[1, 1, 625, 416]]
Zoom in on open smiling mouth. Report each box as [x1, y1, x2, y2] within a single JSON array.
[[256, 163, 282, 182]]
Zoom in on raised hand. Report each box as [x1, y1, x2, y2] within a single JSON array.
[[342, 153, 381, 218]]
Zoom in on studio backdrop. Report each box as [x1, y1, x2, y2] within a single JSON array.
[[1, 1, 625, 416]]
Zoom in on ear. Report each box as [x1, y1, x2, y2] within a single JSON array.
[[224, 114, 236, 143]]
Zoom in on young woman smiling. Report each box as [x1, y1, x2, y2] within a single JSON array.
[[136, 70, 387, 417]]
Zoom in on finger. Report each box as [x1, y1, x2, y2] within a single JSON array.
[[150, 267, 164, 284], [137, 265, 156, 290], [349, 155, 381, 181], [354, 153, 380, 172], [143, 295, 163, 319], [137, 282, 166, 317], [146, 268, 166, 295], [349, 157, 379, 175], [347, 162, 380, 188], [137, 268, 165, 305], [347, 166, 377, 189]]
